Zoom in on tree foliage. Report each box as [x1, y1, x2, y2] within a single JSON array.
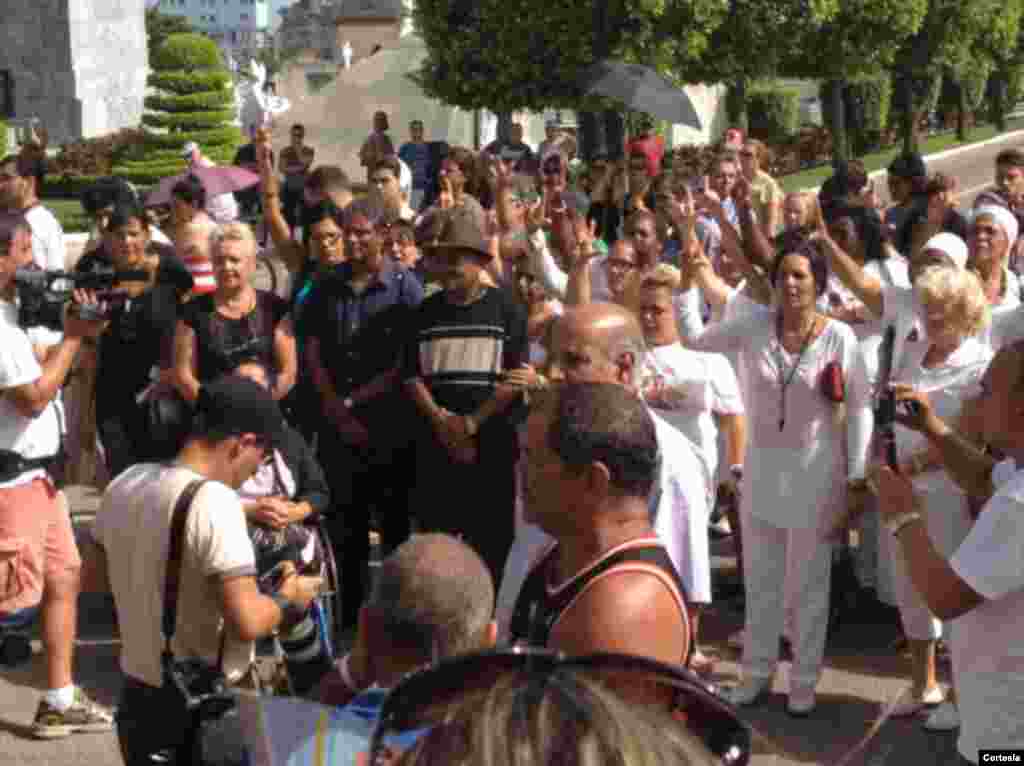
[[145, 7, 198, 54], [115, 32, 240, 184], [412, 0, 726, 113]]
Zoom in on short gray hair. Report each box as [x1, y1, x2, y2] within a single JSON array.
[[368, 533, 494, 659], [210, 221, 257, 258]]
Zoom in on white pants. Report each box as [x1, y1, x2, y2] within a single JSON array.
[[742, 513, 833, 687]]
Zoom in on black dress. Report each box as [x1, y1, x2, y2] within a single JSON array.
[[180, 290, 289, 383]]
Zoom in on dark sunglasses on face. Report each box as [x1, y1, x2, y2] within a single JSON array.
[[369, 647, 751, 766]]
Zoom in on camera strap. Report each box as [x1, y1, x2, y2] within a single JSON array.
[[162, 478, 225, 670]]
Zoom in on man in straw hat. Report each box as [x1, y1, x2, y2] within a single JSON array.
[[402, 209, 528, 585]]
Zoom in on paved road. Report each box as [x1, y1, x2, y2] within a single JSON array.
[[3, 132, 1021, 765]]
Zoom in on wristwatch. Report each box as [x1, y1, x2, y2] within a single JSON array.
[[729, 465, 743, 481], [270, 591, 305, 626]]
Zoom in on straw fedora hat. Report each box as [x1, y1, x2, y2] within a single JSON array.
[[416, 207, 491, 261]]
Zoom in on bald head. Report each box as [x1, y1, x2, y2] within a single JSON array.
[[552, 303, 647, 388], [369, 533, 494, 658]]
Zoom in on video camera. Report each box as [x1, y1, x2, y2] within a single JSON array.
[[13, 267, 149, 331]]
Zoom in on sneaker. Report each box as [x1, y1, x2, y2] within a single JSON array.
[[787, 683, 817, 717], [922, 701, 960, 731], [891, 686, 944, 717], [32, 687, 114, 739], [725, 676, 771, 707]]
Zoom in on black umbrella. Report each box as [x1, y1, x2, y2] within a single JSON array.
[[581, 60, 702, 130]]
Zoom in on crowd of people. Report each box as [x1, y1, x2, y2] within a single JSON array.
[[0, 109, 1023, 765]]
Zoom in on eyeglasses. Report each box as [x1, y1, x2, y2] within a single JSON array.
[[371, 175, 395, 186], [369, 647, 751, 766]]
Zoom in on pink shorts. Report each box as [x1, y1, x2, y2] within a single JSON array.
[[0, 479, 81, 613]]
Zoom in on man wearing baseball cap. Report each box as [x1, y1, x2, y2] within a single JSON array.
[[86, 375, 322, 765]]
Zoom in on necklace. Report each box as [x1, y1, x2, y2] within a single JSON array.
[[773, 313, 818, 431]]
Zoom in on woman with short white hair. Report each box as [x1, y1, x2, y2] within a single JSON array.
[[850, 263, 991, 729], [172, 222, 297, 402]]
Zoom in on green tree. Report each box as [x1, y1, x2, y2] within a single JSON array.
[[412, 0, 726, 114], [145, 7, 198, 53], [891, 0, 1019, 151], [688, 0, 840, 133], [784, 0, 927, 165], [114, 33, 241, 185]]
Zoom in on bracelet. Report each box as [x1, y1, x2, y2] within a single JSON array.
[[338, 652, 366, 693], [886, 510, 923, 537]]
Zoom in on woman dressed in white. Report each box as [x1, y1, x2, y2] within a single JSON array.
[[637, 264, 747, 670], [849, 265, 991, 728], [679, 238, 864, 715]]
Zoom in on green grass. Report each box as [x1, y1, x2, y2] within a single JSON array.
[[45, 198, 92, 235], [779, 118, 1024, 192]]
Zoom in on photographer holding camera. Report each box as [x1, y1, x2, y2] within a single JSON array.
[[84, 375, 323, 765], [0, 213, 114, 738]]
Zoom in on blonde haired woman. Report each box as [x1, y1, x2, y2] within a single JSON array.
[[850, 264, 991, 728], [392, 669, 720, 766], [172, 223, 297, 402]]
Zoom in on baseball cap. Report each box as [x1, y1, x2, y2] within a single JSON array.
[[181, 141, 200, 160], [194, 375, 285, 445]]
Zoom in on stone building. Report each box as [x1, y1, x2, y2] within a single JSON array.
[[332, 0, 404, 62], [277, 0, 339, 61], [0, 0, 147, 144]]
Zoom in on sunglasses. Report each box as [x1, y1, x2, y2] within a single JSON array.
[[369, 647, 751, 766]]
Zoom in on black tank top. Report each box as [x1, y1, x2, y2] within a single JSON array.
[[508, 537, 692, 664]]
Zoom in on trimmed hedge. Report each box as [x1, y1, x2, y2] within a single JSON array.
[[148, 71, 232, 95], [141, 125, 242, 150], [145, 91, 234, 113], [747, 85, 801, 141], [891, 71, 943, 118], [846, 75, 892, 154], [820, 75, 892, 156], [940, 67, 992, 115], [142, 110, 236, 130], [150, 33, 223, 71]]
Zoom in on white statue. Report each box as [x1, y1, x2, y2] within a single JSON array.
[[342, 41, 353, 70], [235, 59, 293, 129]]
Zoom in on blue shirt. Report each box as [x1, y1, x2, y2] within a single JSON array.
[[304, 262, 423, 394], [398, 142, 431, 190]]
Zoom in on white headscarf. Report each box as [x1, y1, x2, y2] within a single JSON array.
[[972, 204, 1020, 247], [922, 232, 969, 270]]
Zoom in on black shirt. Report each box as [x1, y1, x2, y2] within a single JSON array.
[[303, 263, 423, 395], [93, 252, 193, 424], [508, 539, 691, 664], [401, 286, 527, 415], [181, 291, 289, 383]]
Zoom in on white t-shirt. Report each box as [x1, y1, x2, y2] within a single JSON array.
[[24, 204, 66, 271], [0, 301, 61, 487], [949, 458, 1024, 762], [642, 343, 744, 483], [94, 464, 257, 688]]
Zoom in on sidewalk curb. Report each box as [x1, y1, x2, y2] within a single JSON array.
[[802, 128, 1024, 193]]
